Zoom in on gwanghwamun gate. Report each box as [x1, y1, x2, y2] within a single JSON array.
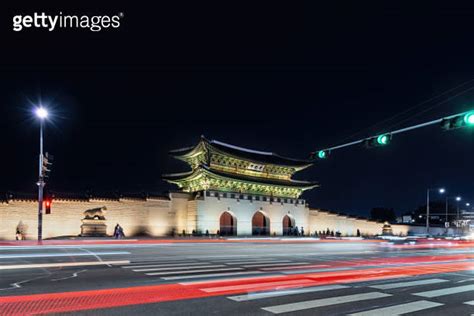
[[0, 136, 444, 240]]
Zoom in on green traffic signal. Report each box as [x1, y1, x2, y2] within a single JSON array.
[[464, 111, 474, 125], [317, 150, 327, 159], [376, 134, 390, 145]]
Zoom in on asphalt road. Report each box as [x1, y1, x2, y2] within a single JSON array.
[[0, 239, 473, 315]]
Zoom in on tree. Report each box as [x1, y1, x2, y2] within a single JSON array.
[[410, 201, 456, 225], [370, 207, 396, 223]]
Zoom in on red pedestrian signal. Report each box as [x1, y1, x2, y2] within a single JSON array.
[[45, 200, 52, 214]]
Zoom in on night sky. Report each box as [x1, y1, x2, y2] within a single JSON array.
[[1, 3, 473, 217]]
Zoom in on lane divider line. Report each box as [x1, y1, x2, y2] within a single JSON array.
[[0, 260, 130, 270]]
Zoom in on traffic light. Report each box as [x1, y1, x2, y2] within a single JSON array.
[[41, 152, 53, 178], [311, 150, 329, 160], [317, 150, 329, 159], [364, 133, 391, 148], [45, 199, 52, 214], [441, 111, 474, 130]]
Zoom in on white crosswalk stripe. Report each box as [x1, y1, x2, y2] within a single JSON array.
[[414, 284, 474, 298], [348, 300, 443, 315], [161, 271, 263, 280], [123, 262, 209, 269], [146, 267, 244, 276], [281, 267, 351, 274], [242, 262, 309, 268], [226, 260, 292, 265], [227, 284, 350, 302], [370, 278, 449, 290], [261, 292, 392, 314], [133, 265, 226, 272]]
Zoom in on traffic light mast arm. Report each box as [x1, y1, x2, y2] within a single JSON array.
[[312, 110, 473, 156]]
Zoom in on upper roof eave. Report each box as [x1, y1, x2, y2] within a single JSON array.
[[163, 164, 319, 189], [168, 136, 313, 169]]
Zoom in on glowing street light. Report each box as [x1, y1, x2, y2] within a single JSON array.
[[35, 107, 48, 119]]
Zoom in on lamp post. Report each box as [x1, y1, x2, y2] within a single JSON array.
[[445, 195, 461, 235], [426, 187, 445, 234], [35, 107, 48, 243], [456, 196, 461, 225]]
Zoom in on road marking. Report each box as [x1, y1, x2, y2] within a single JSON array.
[[161, 271, 263, 280], [414, 284, 474, 297], [0, 260, 130, 270], [211, 257, 269, 262], [370, 278, 449, 289], [123, 262, 207, 269], [261, 264, 330, 271], [261, 292, 391, 314], [202, 279, 316, 293], [464, 300, 474, 305], [242, 262, 309, 268], [281, 267, 352, 274], [51, 269, 87, 281], [146, 267, 243, 276], [226, 260, 292, 265], [180, 274, 280, 285], [133, 265, 226, 272], [228, 284, 350, 301], [0, 252, 130, 259], [0, 273, 52, 291], [348, 300, 443, 315]]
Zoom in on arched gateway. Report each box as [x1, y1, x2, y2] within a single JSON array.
[[252, 211, 270, 236], [219, 211, 237, 236], [163, 136, 318, 237], [282, 214, 295, 235]]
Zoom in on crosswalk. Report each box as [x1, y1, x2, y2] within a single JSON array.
[[117, 257, 308, 281], [116, 259, 474, 315], [224, 277, 474, 315]]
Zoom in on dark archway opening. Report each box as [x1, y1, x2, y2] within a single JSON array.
[[220, 211, 237, 236], [252, 211, 270, 236], [282, 215, 296, 236]]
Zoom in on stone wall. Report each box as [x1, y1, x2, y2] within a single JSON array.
[[1, 195, 457, 240], [0, 197, 173, 240], [308, 209, 458, 236]]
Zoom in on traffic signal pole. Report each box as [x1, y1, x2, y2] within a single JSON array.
[[312, 110, 474, 157]]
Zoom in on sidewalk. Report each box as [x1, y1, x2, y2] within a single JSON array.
[[0, 236, 376, 246]]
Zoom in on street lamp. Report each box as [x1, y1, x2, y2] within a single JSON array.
[[456, 196, 461, 224], [426, 187, 445, 234], [35, 106, 48, 242], [445, 195, 461, 235]]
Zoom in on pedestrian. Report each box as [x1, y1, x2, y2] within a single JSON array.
[[114, 223, 120, 239], [300, 226, 304, 236], [15, 228, 22, 240], [118, 225, 125, 239]]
